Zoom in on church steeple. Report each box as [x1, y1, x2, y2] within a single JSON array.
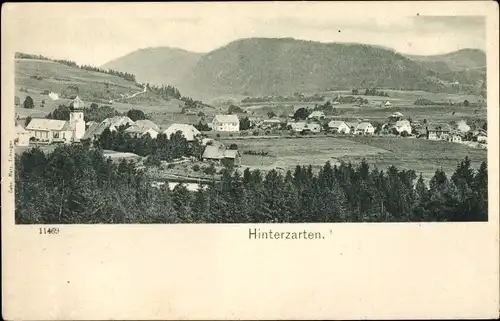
[[72, 95, 85, 110], [70, 96, 86, 140]]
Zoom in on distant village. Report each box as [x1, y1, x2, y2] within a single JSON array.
[[15, 94, 488, 168]]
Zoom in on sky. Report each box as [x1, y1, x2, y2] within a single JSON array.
[[5, 2, 487, 66]]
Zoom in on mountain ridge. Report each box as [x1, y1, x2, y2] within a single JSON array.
[[82, 38, 490, 98]]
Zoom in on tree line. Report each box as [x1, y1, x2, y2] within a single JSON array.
[[15, 144, 487, 224], [16, 52, 136, 82], [94, 128, 204, 162]]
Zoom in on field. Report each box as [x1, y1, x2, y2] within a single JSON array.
[[220, 136, 487, 182], [228, 88, 486, 124]]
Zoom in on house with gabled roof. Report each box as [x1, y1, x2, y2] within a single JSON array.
[[426, 123, 452, 140], [328, 121, 350, 133], [163, 123, 201, 141], [212, 114, 239, 132], [202, 141, 241, 166], [355, 122, 375, 135]]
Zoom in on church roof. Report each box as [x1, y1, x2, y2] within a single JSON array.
[[26, 119, 69, 131]]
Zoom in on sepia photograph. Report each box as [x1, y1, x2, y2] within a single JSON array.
[[2, 2, 499, 320], [11, 6, 489, 225]]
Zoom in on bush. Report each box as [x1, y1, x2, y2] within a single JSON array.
[[229, 134, 233, 137], [265, 130, 271, 135], [216, 133, 221, 138], [203, 163, 216, 175], [167, 163, 175, 169], [145, 155, 161, 167], [192, 164, 200, 172], [253, 131, 260, 136]]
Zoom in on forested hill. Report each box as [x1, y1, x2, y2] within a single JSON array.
[[101, 47, 203, 87], [404, 48, 486, 73], [178, 38, 444, 97], [100, 38, 487, 98]]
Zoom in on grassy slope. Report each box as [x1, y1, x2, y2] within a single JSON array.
[[14, 58, 206, 127]]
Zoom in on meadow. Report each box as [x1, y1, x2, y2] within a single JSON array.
[[221, 135, 487, 182]]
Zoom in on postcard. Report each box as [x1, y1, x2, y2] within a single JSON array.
[[2, 1, 499, 319]]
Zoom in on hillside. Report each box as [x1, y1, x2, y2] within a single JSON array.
[[175, 38, 447, 97], [15, 58, 145, 103], [101, 47, 203, 86], [404, 48, 486, 72]]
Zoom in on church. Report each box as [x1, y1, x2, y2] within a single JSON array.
[[26, 96, 86, 144]]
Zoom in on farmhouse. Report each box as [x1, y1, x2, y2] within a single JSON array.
[[476, 130, 487, 144], [134, 120, 160, 132], [450, 133, 463, 143], [290, 122, 321, 133], [15, 125, 31, 146], [307, 111, 325, 120], [262, 118, 282, 129], [82, 122, 117, 141], [102, 116, 135, 128], [163, 123, 201, 141], [426, 123, 452, 140], [328, 121, 350, 133], [26, 119, 73, 143], [212, 114, 239, 132], [355, 122, 375, 135], [394, 120, 412, 134], [125, 125, 159, 139], [345, 122, 359, 133], [383, 101, 392, 107], [202, 142, 241, 166]]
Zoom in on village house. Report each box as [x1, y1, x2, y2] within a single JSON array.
[[475, 130, 487, 144], [124, 119, 160, 139], [212, 114, 240, 132], [307, 111, 325, 120], [163, 123, 201, 141], [449, 132, 464, 143], [125, 125, 159, 139], [102, 116, 135, 128], [262, 118, 282, 129], [290, 121, 321, 133], [82, 122, 117, 141], [202, 142, 241, 167], [394, 120, 412, 134], [426, 123, 452, 140], [328, 121, 350, 133], [345, 122, 359, 133], [15, 124, 31, 146], [355, 122, 375, 135]]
